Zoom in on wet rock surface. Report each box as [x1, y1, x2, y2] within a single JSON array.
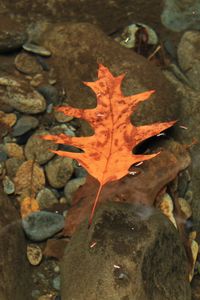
[[0, 1, 199, 299], [61, 202, 191, 300], [0, 185, 31, 300]]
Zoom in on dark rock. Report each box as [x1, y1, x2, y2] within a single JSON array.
[[37, 84, 59, 104], [40, 22, 179, 128], [12, 115, 39, 137], [161, 0, 200, 32], [0, 185, 31, 300], [61, 202, 191, 300], [0, 16, 27, 53], [0, 150, 7, 162], [22, 211, 65, 241]]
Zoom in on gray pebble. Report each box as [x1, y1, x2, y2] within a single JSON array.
[[64, 177, 86, 205], [0, 31, 27, 53], [37, 85, 59, 105], [24, 130, 58, 165], [0, 150, 7, 162], [3, 175, 15, 194], [22, 211, 64, 242], [12, 115, 39, 137], [23, 42, 51, 57], [15, 51, 43, 75], [52, 275, 61, 291]]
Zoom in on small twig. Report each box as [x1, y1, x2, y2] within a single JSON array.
[[147, 45, 161, 61]]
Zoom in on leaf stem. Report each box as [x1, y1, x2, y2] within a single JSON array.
[[88, 183, 103, 227]]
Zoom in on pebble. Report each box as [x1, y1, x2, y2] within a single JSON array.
[[52, 276, 61, 291], [74, 163, 88, 178], [5, 143, 24, 159], [0, 111, 17, 127], [24, 130, 58, 164], [158, 193, 177, 228], [36, 188, 59, 209], [54, 110, 73, 123], [31, 289, 40, 298], [22, 211, 65, 242], [0, 30, 27, 53], [27, 244, 43, 266], [15, 51, 43, 75], [37, 85, 59, 105], [5, 157, 24, 179], [0, 150, 7, 162], [178, 197, 192, 218], [0, 76, 46, 114], [23, 42, 51, 57], [30, 74, 45, 87], [38, 295, 54, 300], [54, 265, 60, 273], [3, 175, 15, 194], [45, 156, 74, 188], [12, 115, 39, 137], [64, 177, 86, 205], [51, 124, 76, 137]]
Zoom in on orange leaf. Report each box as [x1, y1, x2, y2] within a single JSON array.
[[20, 196, 40, 218], [42, 64, 176, 224]]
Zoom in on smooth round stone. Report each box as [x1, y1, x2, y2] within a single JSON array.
[[0, 76, 46, 114], [27, 244, 43, 266], [24, 130, 58, 164], [5, 143, 24, 159], [0, 111, 17, 127], [64, 177, 86, 205], [5, 157, 24, 179], [36, 188, 59, 209], [22, 211, 65, 242], [23, 42, 51, 57], [15, 51, 43, 75], [0, 30, 27, 53], [45, 156, 74, 189], [0, 150, 7, 162], [52, 276, 61, 291], [30, 74, 45, 87], [37, 85, 59, 104], [12, 115, 39, 137], [54, 110, 73, 123], [3, 175, 15, 194]]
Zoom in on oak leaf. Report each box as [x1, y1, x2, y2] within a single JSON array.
[[42, 64, 175, 224]]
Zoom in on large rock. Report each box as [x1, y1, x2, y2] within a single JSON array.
[[0, 185, 31, 300], [61, 202, 191, 300], [0, 1, 163, 35], [38, 22, 180, 129], [161, 0, 200, 32]]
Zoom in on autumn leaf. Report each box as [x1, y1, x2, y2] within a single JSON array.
[[14, 160, 45, 196], [42, 64, 175, 224], [14, 160, 45, 217], [20, 196, 40, 218]]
